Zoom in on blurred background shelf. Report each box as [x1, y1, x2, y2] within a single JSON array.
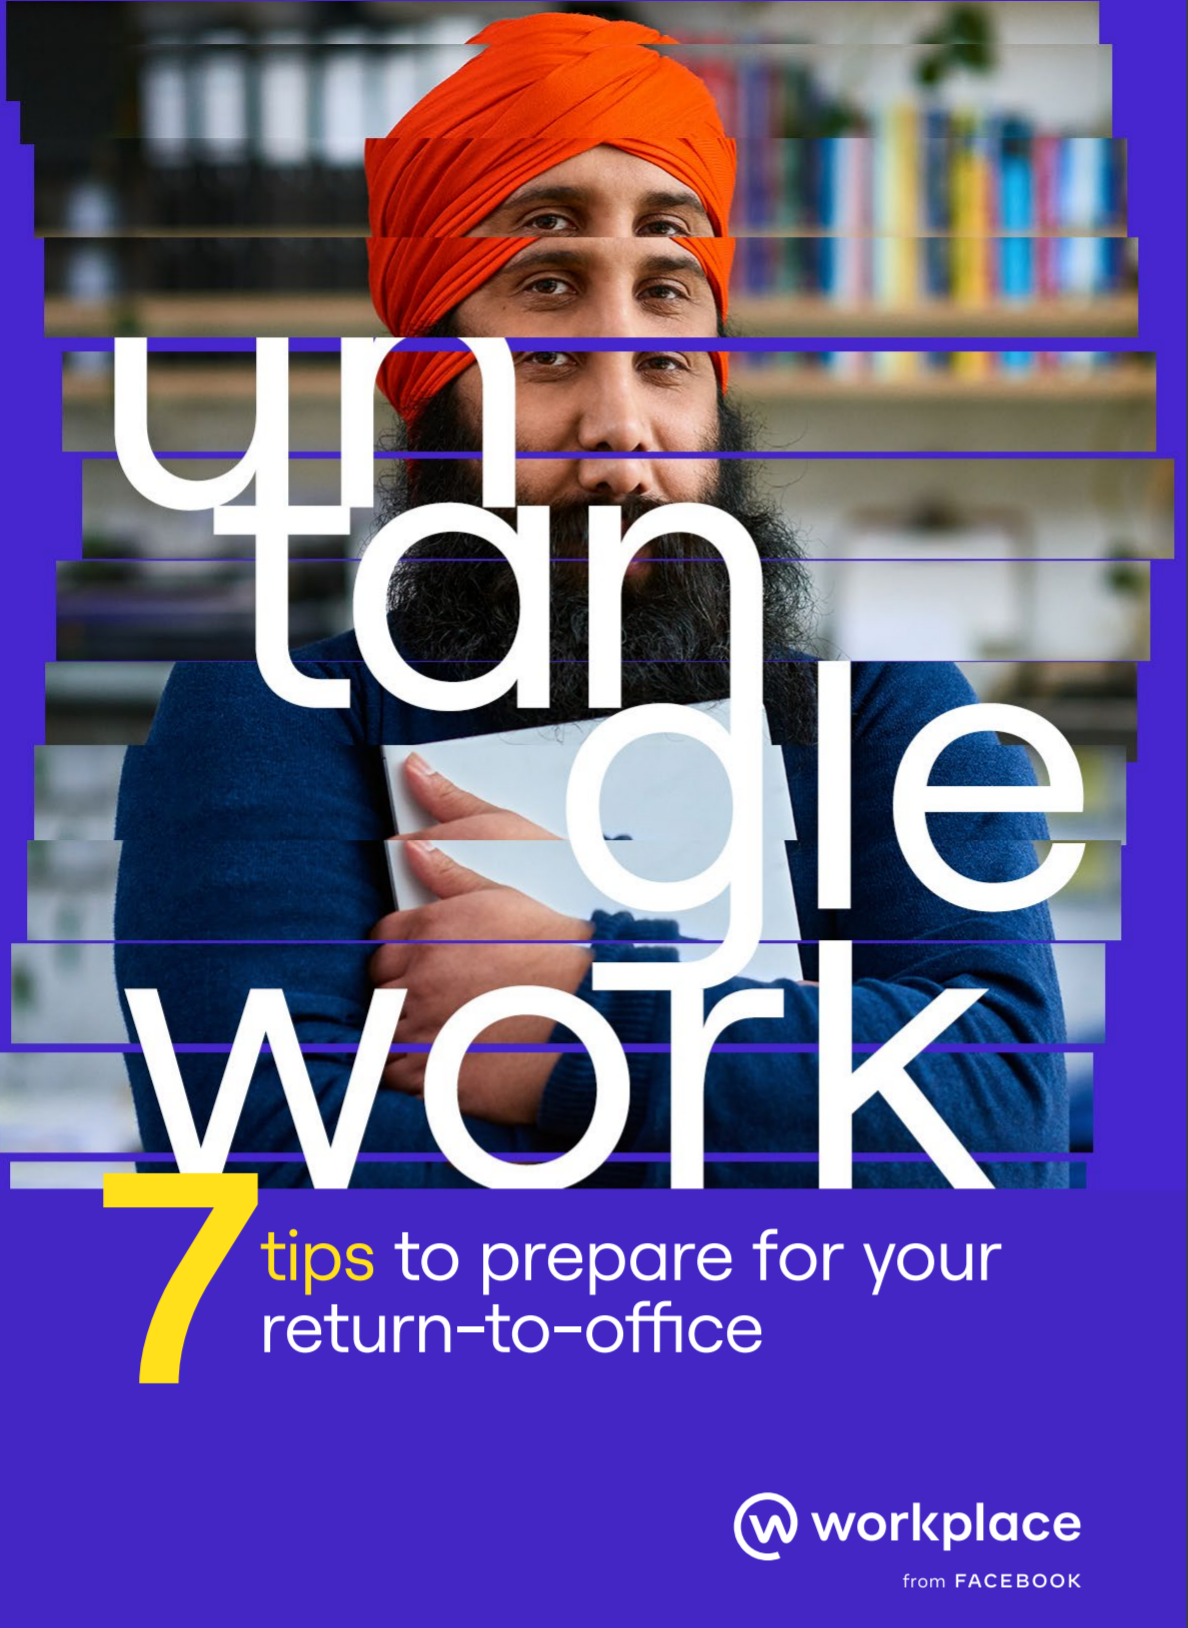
[[46, 292, 382, 337], [732, 363, 1154, 400], [730, 295, 1137, 336], [60, 358, 1157, 406], [45, 292, 1140, 339], [41, 225, 1131, 241]]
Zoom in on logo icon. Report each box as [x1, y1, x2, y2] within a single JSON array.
[[733, 1493, 798, 1561]]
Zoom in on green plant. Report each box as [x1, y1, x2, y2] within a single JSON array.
[[915, 3, 997, 89]]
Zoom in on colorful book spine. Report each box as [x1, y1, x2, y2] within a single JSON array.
[[834, 138, 869, 303], [891, 105, 920, 310], [922, 108, 952, 299], [998, 115, 1035, 304]]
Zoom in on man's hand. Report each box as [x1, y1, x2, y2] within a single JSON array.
[[369, 825, 593, 1126], [399, 751, 556, 841]]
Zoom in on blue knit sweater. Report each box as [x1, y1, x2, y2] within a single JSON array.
[[114, 638, 1068, 1187]]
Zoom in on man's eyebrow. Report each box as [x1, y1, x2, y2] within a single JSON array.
[[490, 182, 712, 226], [498, 244, 589, 274], [637, 188, 712, 224], [493, 182, 590, 213], [636, 251, 710, 284], [497, 244, 711, 285]]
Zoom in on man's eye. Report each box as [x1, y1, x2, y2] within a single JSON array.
[[637, 219, 685, 237], [638, 353, 687, 373], [524, 276, 574, 297], [639, 282, 684, 302], [524, 212, 575, 233], [520, 350, 572, 368]]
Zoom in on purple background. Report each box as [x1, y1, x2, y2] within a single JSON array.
[[1, 2, 1183, 1621]]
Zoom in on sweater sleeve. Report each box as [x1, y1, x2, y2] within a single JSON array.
[[113, 655, 524, 1187], [535, 662, 1069, 1189]]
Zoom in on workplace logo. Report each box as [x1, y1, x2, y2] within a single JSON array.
[[733, 1494, 1083, 1561], [734, 1493, 799, 1561]]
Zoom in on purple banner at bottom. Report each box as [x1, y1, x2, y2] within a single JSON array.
[[2, 1186, 1182, 1622]]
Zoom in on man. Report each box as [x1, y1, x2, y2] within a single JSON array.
[[114, 12, 1067, 1186]]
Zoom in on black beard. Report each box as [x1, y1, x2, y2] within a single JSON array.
[[372, 387, 818, 744]]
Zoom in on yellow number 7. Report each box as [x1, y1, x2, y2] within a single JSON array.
[[104, 1173, 259, 1384]]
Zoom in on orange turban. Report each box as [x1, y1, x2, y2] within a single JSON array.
[[365, 12, 736, 422]]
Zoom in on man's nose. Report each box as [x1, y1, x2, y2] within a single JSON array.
[[572, 356, 655, 499]]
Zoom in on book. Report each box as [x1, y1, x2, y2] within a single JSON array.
[[382, 703, 802, 982]]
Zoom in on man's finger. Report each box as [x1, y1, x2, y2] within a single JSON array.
[[404, 753, 501, 824], [368, 941, 413, 985], [382, 1055, 426, 1095], [368, 906, 421, 943], [406, 838, 498, 900]]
